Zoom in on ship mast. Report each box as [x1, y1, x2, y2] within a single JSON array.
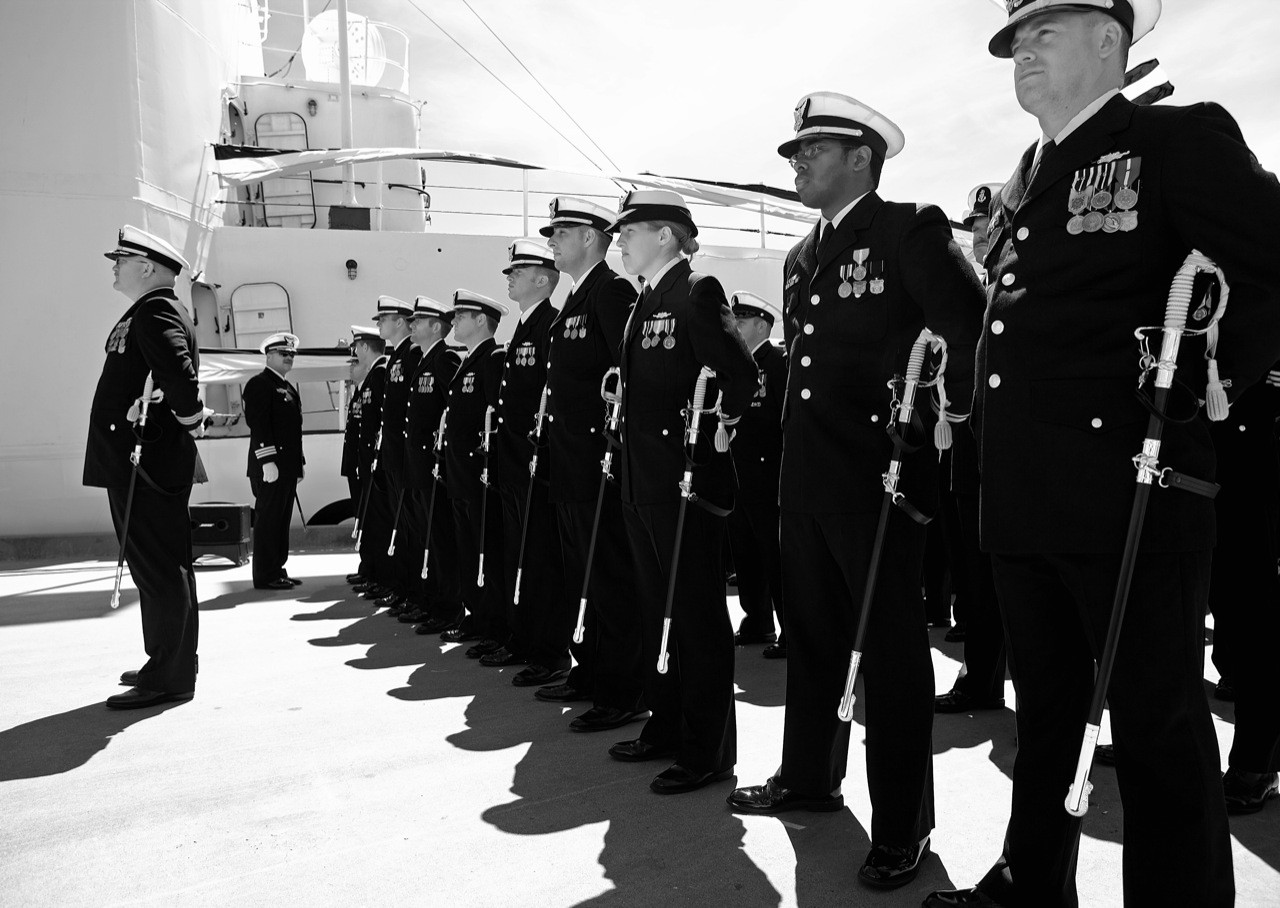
[[336, 0, 359, 206]]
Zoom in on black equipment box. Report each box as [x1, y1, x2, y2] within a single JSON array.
[[190, 501, 251, 565]]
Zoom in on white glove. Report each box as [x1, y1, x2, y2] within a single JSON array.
[[263, 462, 279, 483]]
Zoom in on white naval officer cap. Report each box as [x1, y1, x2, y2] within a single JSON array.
[[607, 189, 698, 238], [731, 291, 782, 325], [410, 295, 454, 321], [453, 289, 509, 322], [373, 295, 414, 320], [540, 197, 615, 236], [779, 92, 905, 161], [104, 225, 190, 274], [350, 325, 380, 341], [260, 332, 300, 354], [987, 0, 1161, 58], [503, 238, 556, 274], [962, 183, 1006, 225]]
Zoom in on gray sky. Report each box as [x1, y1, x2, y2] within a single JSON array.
[[285, 0, 1280, 220]]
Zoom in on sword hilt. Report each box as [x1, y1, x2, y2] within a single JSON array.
[[657, 618, 672, 675], [684, 367, 713, 448], [836, 650, 862, 721], [130, 372, 156, 466]]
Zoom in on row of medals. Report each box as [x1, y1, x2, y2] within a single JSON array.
[[838, 251, 883, 299], [1066, 166, 1139, 235], [641, 320, 677, 349], [562, 315, 587, 340]]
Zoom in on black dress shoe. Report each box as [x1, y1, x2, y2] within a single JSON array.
[[345, 573, 365, 584], [534, 683, 591, 703], [944, 622, 967, 642], [734, 630, 778, 646], [650, 763, 734, 795], [1214, 677, 1236, 701], [351, 582, 377, 594], [1095, 743, 1117, 766], [416, 613, 463, 635], [922, 887, 1004, 907], [376, 593, 406, 610], [934, 689, 1004, 713], [608, 739, 677, 763], [397, 607, 429, 624], [281, 575, 302, 586], [511, 665, 569, 687], [762, 643, 788, 659], [441, 626, 481, 643], [857, 836, 930, 889], [1223, 767, 1280, 814], [570, 706, 648, 732], [465, 639, 503, 659], [106, 687, 195, 710], [359, 586, 389, 600], [479, 647, 527, 667], [254, 578, 295, 591], [120, 669, 141, 686], [727, 776, 844, 814]]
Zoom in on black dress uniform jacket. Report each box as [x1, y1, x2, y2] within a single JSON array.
[[404, 339, 461, 490], [242, 367, 304, 481], [976, 95, 1280, 554], [547, 262, 634, 502], [782, 194, 984, 516], [444, 337, 504, 503], [379, 336, 421, 477], [341, 382, 361, 483], [494, 299, 557, 488], [620, 259, 758, 507], [358, 357, 387, 478], [734, 340, 787, 504], [84, 287, 203, 490]]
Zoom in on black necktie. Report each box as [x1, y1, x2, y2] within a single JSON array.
[[1027, 139, 1056, 189], [818, 221, 834, 258]]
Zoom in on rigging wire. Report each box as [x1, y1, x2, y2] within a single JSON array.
[[457, 0, 623, 172], [265, 0, 336, 79], [401, 0, 610, 173]]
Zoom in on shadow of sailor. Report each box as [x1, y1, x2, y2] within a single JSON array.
[[428, 670, 782, 908], [0, 700, 190, 782]]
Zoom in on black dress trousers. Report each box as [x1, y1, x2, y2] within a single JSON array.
[[778, 508, 935, 848], [250, 474, 296, 585], [625, 501, 736, 776], [109, 484, 199, 692], [500, 480, 569, 670], [557, 490, 644, 710], [980, 551, 1231, 908], [726, 499, 783, 638]]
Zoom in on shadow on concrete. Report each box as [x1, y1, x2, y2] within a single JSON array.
[[0, 700, 191, 781], [732, 642, 788, 708]]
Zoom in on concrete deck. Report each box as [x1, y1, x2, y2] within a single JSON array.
[[1, 553, 1276, 907]]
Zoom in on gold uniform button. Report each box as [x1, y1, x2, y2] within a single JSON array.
[[1091, 417, 1103, 429], [801, 389, 811, 400], [991, 320, 1005, 335], [1001, 273, 1016, 287], [810, 294, 820, 305], [803, 324, 814, 335], [1017, 227, 1030, 241], [870, 414, 879, 423], [801, 356, 812, 367], [988, 374, 1002, 389]]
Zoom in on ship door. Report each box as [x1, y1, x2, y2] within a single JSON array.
[[253, 112, 317, 228], [229, 282, 293, 352]]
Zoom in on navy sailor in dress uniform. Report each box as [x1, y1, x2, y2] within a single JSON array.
[[349, 327, 390, 596], [728, 94, 986, 892], [608, 190, 759, 794], [242, 332, 304, 591], [483, 238, 572, 682], [934, 183, 1010, 715], [926, 3, 1280, 906], [725, 291, 787, 657], [541, 197, 646, 728], [439, 291, 509, 653], [372, 295, 423, 612], [397, 296, 463, 630], [89, 225, 204, 709]]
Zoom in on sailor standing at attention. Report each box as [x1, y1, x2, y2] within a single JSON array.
[[727, 93, 985, 893], [606, 190, 758, 794], [926, 2, 1280, 906], [349, 327, 390, 597], [89, 226, 204, 708], [725, 291, 788, 658], [540, 197, 646, 728], [242, 332, 304, 591]]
